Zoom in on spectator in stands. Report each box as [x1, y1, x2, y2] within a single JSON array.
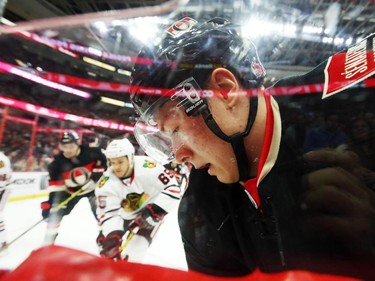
[[338, 116, 375, 190], [303, 112, 347, 152], [283, 109, 309, 154]]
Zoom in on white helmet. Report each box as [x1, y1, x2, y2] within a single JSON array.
[[104, 138, 135, 166], [0, 152, 12, 188]]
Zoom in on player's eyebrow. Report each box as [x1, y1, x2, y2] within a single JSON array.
[[157, 113, 173, 135], [155, 101, 178, 133]]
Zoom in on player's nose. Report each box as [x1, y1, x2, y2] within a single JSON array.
[[174, 143, 193, 164]]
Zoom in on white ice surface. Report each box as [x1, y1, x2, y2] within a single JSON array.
[[0, 190, 187, 271]]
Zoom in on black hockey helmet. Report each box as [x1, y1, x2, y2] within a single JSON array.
[[60, 131, 80, 144], [129, 17, 266, 180], [130, 17, 266, 117]]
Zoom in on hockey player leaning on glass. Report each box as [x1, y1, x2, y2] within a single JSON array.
[[95, 137, 183, 262], [41, 131, 107, 245], [0, 152, 12, 252], [129, 17, 375, 279]]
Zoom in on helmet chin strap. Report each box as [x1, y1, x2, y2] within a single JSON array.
[[200, 97, 258, 181]]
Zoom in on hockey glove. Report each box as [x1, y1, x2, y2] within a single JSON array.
[[96, 231, 105, 249], [99, 230, 125, 260], [41, 201, 51, 219], [128, 204, 167, 232]]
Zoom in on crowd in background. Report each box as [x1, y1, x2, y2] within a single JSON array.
[[0, 115, 142, 171], [1, 91, 374, 175], [278, 97, 375, 190], [0, 81, 133, 128]]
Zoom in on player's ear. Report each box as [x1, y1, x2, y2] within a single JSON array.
[[208, 68, 241, 109]]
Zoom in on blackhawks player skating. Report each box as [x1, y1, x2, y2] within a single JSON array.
[[95, 137, 185, 262]]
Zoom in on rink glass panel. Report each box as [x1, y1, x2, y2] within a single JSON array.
[[0, 0, 374, 277]]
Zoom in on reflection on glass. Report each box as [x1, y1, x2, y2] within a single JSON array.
[[0, 1, 374, 280]]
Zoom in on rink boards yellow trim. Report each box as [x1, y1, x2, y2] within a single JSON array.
[[7, 192, 49, 202]]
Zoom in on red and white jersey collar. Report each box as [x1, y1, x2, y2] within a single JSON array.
[[243, 90, 281, 209]]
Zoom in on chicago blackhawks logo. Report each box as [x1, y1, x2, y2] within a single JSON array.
[[97, 176, 109, 188], [143, 160, 156, 168], [121, 192, 150, 212]]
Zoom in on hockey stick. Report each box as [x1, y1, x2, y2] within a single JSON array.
[[118, 220, 164, 260], [46, 179, 96, 214], [120, 230, 136, 251], [0, 217, 45, 252], [119, 227, 139, 260], [1, 182, 93, 251], [49, 186, 85, 212]]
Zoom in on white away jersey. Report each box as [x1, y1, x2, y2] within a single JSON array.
[[95, 155, 183, 236]]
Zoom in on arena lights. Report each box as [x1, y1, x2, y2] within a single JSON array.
[[92, 16, 169, 46], [0, 17, 14, 26], [82, 57, 116, 72], [126, 16, 165, 45], [100, 96, 125, 107], [241, 18, 297, 38], [117, 69, 132, 76], [56, 47, 78, 58], [0, 96, 134, 132], [38, 70, 131, 93], [240, 17, 355, 47], [0, 61, 92, 99], [100, 96, 134, 108], [15, 17, 167, 67], [23, 33, 135, 64]]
